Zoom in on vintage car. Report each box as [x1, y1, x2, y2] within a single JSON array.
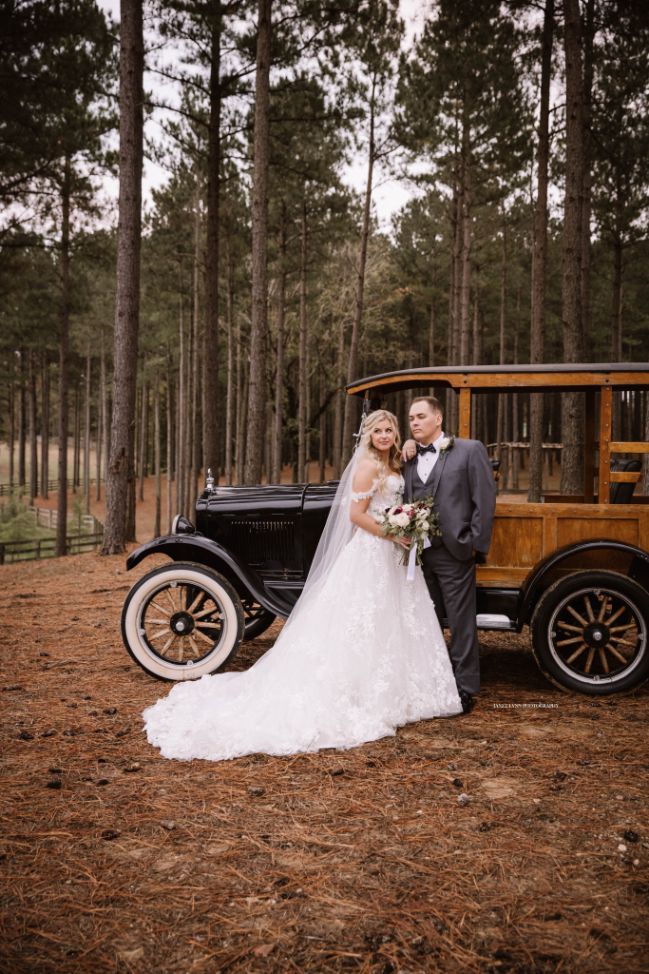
[[121, 363, 649, 696]]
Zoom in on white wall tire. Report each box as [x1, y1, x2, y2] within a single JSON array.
[[121, 562, 245, 681], [531, 571, 649, 695]]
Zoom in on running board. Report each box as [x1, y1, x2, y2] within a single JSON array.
[[476, 613, 515, 630]]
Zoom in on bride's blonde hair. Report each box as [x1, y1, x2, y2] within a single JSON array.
[[358, 409, 401, 475]]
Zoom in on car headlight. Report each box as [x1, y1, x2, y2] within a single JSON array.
[[172, 514, 195, 535]]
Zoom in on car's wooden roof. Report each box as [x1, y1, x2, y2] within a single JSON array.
[[346, 363, 649, 396]]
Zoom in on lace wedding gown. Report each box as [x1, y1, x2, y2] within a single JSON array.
[[143, 474, 462, 761]]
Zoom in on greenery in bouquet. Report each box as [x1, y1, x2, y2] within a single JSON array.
[[381, 497, 441, 566]]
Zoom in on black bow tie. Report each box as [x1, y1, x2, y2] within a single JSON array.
[[417, 443, 437, 455]]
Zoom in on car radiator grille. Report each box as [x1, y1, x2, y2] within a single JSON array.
[[230, 519, 297, 570]]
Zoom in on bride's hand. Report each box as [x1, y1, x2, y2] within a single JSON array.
[[391, 536, 412, 549], [401, 439, 417, 462]]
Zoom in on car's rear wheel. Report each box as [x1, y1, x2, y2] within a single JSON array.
[[121, 562, 245, 680], [531, 571, 649, 695], [242, 599, 276, 641]]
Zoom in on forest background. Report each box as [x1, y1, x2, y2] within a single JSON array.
[[1, 0, 648, 554]]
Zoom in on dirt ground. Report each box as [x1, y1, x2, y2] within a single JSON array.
[[1, 546, 648, 974]]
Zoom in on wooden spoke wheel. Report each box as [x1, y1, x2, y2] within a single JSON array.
[[241, 599, 276, 641], [532, 571, 649, 695], [121, 563, 244, 680]]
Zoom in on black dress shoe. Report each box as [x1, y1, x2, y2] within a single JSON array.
[[458, 690, 475, 714]]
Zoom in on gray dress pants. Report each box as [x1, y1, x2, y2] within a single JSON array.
[[420, 544, 480, 696]]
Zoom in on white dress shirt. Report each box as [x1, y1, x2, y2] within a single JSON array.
[[416, 430, 446, 484]]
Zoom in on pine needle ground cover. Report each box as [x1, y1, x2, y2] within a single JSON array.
[[1, 553, 648, 974]]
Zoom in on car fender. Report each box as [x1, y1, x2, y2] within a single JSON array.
[[519, 539, 649, 625], [125, 535, 287, 618]]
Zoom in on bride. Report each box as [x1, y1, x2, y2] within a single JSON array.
[[143, 410, 462, 761]]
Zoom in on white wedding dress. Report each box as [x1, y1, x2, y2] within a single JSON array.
[[143, 474, 462, 761]]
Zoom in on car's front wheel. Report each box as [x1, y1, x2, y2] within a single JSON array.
[[531, 571, 649, 695], [121, 562, 245, 680]]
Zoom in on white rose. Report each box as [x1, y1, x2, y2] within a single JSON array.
[[439, 437, 451, 451], [395, 512, 411, 529], [421, 520, 430, 532]]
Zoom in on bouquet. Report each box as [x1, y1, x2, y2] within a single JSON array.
[[381, 496, 441, 570]]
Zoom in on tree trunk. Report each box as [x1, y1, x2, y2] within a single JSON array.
[[40, 352, 49, 498], [202, 4, 222, 477], [102, 338, 110, 502], [18, 349, 26, 490], [448, 150, 464, 434], [84, 346, 91, 513], [428, 294, 436, 367], [235, 315, 244, 482], [239, 371, 248, 482], [447, 191, 457, 373], [244, 0, 272, 484], [342, 76, 376, 466], [56, 156, 71, 557], [458, 126, 472, 368], [580, 0, 595, 356], [8, 367, 15, 492], [271, 204, 287, 484], [298, 198, 308, 480], [154, 377, 161, 538], [193, 189, 202, 484], [611, 232, 623, 362], [224, 229, 235, 485], [138, 378, 147, 501], [28, 349, 37, 505], [332, 313, 345, 478], [73, 382, 81, 491], [560, 0, 585, 495], [610, 135, 624, 440], [96, 337, 105, 501], [512, 408, 520, 490], [641, 395, 649, 497], [529, 0, 554, 502], [511, 322, 520, 490], [177, 304, 186, 517], [450, 185, 461, 369], [125, 458, 136, 540], [166, 362, 173, 531], [188, 251, 198, 510], [318, 367, 326, 482], [496, 220, 507, 471], [102, 0, 143, 553], [471, 275, 481, 437]]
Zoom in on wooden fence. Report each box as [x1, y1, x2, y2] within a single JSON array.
[[29, 506, 101, 534], [0, 478, 100, 497], [0, 532, 104, 565]]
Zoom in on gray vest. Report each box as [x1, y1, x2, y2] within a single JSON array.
[[411, 463, 437, 501]]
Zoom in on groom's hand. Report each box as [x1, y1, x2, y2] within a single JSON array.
[[402, 439, 417, 462]]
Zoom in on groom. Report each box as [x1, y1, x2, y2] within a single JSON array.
[[403, 397, 496, 714]]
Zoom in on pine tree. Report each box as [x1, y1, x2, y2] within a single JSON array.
[[396, 0, 531, 429], [560, 0, 586, 495], [529, 0, 555, 502], [244, 0, 272, 484], [103, 0, 144, 554]]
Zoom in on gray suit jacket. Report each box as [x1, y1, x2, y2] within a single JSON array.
[[404, 437, 496, 562]]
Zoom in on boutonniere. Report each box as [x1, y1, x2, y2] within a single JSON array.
[[438, 435, 455, 454]]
